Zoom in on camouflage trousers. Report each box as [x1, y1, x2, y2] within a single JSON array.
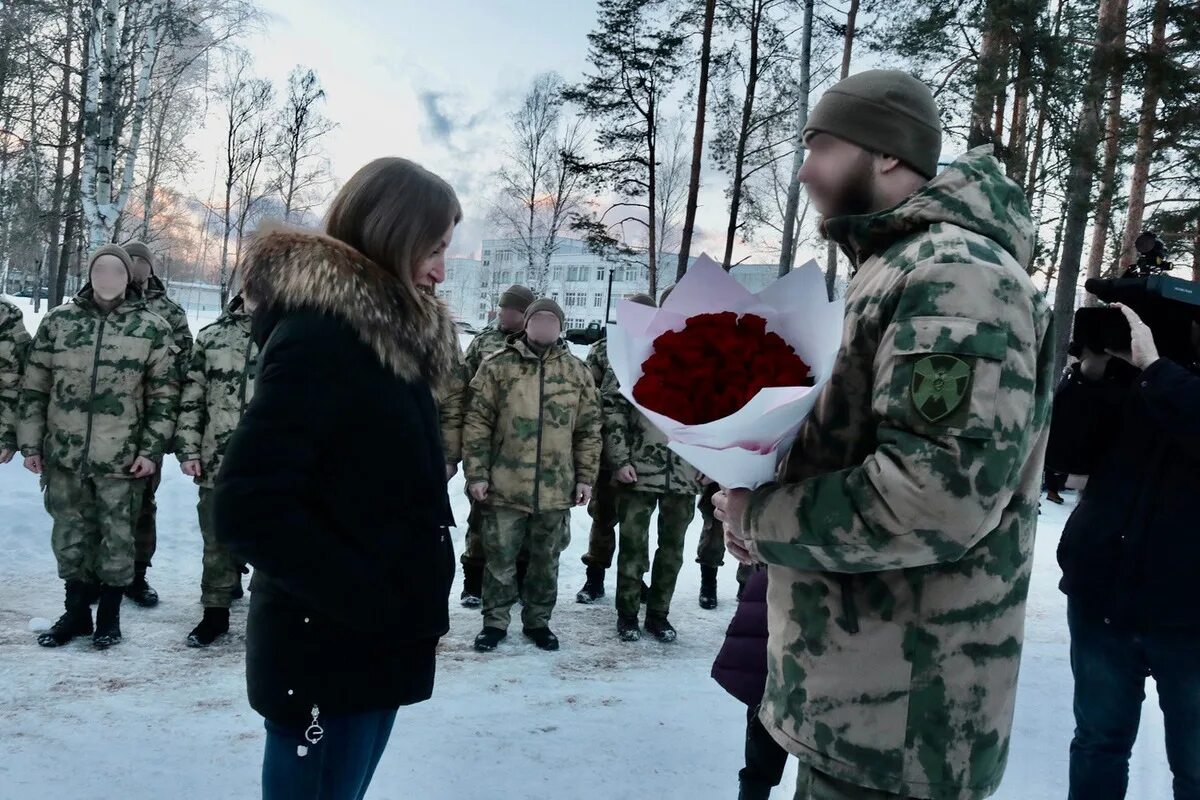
[[462, 495, 528, 570], [581, 470, 618, 569], [43, 466, 143, 587], [794, 764, 920, 799], [134, 468, 161, 565], [695, 482, 726, 568], [197, 487, 240, 609], [481, 507, 570, 631], [615, 489, 697, 618]]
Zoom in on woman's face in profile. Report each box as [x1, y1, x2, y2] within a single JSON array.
[[414, 223, 455, 289]]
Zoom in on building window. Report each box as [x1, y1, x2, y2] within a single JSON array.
[[553, 267, 563, 281], [551, 292, 559, 301], [595, 266, 605, 281], [567, 266, 580, 282], [501, 270, 511, 283], [593, 293, 603, 307], [515, 270, 524, 284]]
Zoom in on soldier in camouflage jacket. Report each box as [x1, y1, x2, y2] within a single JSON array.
[[19, 244, 180, 649], [576, 292, 657, 606], [456, 283, 534, 606], [718, 75, 1054, 800], [125, 240, 194, 603], [0, 296, 31, 461], [463, 298, 601, 652], [175, 294, 259, 646], [602, 362, 702, 643]]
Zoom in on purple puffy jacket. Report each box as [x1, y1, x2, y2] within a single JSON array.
[[710, 567, 769, 708]]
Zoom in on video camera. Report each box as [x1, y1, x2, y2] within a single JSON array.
[[1072, 231, 1200, 365]]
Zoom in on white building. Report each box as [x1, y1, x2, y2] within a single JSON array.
[[438, 237, 793, 331]]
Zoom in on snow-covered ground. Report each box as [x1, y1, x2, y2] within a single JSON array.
[[0, 296, 1171, 799]]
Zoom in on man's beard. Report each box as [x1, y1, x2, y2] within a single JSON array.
[[816, 152, 878, 238]]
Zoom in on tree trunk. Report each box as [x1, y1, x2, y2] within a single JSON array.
[[44, 0, 76, 309], [819, 0, 856, 292], [722, 0, 763, 271], [1116, 0, 1168, 270], [968, 0, 1006, 149], [777, 0, 816, 278], [1024, 0, 1066, 204], [1051, 0, 1122, 376], [1083, 0, 1129, 299], [676, 0, 716, 281]]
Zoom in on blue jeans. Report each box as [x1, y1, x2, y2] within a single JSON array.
[[262, 708, 398, 800], [1068, 600, 1200, 800]]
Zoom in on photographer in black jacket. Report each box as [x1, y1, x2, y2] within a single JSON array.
[[1050, 302, 1200, 800]]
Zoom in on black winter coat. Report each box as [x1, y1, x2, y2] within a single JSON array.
[[213, 227, 461, 729], [1052, 355, 1200, 629]]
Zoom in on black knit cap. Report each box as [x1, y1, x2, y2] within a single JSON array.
[[803, 69, 942, 179]]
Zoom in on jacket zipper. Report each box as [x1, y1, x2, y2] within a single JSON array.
[[532, 355, 546, 513], [78, 311, 109, 475]]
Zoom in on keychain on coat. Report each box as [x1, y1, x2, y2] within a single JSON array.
[[297, 705, 323, 757]]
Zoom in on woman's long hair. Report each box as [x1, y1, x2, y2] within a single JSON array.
[[323, 158, 462, 289]]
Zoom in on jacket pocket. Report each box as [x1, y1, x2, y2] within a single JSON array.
[[877, 315, 1007, 440]]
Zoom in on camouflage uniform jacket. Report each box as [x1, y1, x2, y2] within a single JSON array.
[[144, 274, 194, 376], [174, 301, 258, 488], [0, 297, 31, 450], [434, 336, 468, 466], [586, 335, 613, 469], [741, 147, 1055, 800], [463, 323, 516, 379], [17, 287, 181, 478], [601, 366, 702, 496], [463, 337, 602, 514]]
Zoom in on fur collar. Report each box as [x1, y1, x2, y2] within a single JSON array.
[[239, 224, 458, 387]]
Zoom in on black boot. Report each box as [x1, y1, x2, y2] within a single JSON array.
[[617, 614, 641, 642], [474, 626, 507, 652], [575, 566, 606, 604], [645, 613, 677, 643], [460, 561, 483, 608], [37, 580, 95, 647], [124, 562, 159, 607], [93, 586, 124, 648], [640, 579, 649, 605], [699, 565, 719, 610], [187, 607, 230, 648], [523, 626, 560, 651], [737, 780, 773, 800]]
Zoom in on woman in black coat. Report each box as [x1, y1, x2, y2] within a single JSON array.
[[213, 158, 462, 800]]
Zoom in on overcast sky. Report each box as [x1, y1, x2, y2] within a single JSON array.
[[191, 0, 788, 264]]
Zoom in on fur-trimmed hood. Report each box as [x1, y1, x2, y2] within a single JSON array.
[[239, 224, 458, 388]]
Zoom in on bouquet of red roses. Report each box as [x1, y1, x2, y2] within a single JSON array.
[[633, 312, 814, 425], [607, 254, 843, 488]]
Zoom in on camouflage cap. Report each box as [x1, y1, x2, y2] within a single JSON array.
[[499, 284, 535, 312]]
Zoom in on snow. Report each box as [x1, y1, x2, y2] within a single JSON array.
[[0, 296, 1172, 800]]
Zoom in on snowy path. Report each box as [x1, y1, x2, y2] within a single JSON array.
[[0, 297, 1171, 799]]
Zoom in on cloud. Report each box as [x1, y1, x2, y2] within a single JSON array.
[[416, 89, 489, 153]]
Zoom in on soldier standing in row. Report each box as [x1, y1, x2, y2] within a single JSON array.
[[464, 298, 601, 653], [175, 292, 259, 647], [575, 292, 655, 604], [124, 240, 193, 607], [601, 329, 702, 643], [457, 284, 535, 607], [19, 245, 180, 649], [0, 296, 31, 466]]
